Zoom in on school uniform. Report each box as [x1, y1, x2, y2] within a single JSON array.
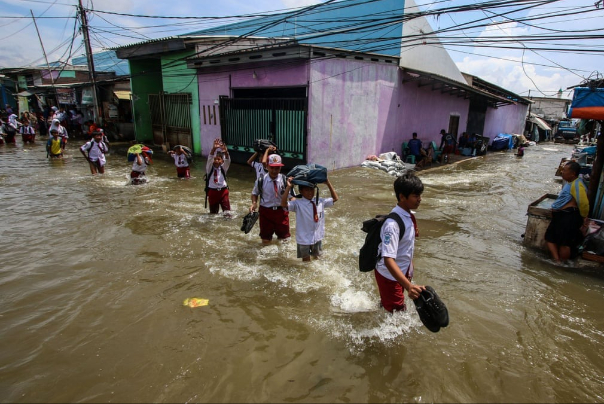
[[205, 151, 231, 213], [252, 172, 290, 241], [374, 205, 418, 312], [80, 139, 108, 167], [288, 196, 334, 257], [172, 153, 190, 178]]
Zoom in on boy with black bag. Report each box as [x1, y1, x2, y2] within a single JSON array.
[[374, 172, 426, 312]]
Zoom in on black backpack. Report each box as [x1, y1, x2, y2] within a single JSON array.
[[359, 212, 405, 272]]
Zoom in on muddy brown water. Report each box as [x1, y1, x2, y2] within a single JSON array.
[[1, 141, 604, 403]]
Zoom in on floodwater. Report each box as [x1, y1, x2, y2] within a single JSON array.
[[1, 139, 604, 403]]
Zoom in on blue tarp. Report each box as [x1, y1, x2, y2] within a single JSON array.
[[568, 87, 604, 120], [491, 133, 514, 151]]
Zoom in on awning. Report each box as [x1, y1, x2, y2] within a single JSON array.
[[569, 87, 604, 120], [529, 115, 552, 131], [113, 90, 131, 100]]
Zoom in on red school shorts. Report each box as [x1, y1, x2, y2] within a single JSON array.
[[374, 269, 407, 313], [208, 188, 230, 213], [176, 166, 190, 178], [258, 206, 290, 241]]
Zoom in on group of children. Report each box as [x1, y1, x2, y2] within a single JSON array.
[[207, 138, 427, 311]]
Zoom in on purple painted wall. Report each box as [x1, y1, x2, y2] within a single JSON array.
[[308, 59, 400, 170], [196, 62, 308, 155], [398, 78, 469, 149], [483, 102, 529, 142], [195, 57, 528, 169]]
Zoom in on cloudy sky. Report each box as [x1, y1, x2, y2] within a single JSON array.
[[0, 0, 602, 98]]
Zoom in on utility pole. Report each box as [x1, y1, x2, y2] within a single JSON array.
[[30, 10, 60, 107], [77, 0, 102, 125]]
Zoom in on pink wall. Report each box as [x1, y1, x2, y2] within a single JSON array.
[[196, 62, 308, 155], [308, 59, 400, 170], [398, 79, 470, 149], [483, 102, 529, 142]]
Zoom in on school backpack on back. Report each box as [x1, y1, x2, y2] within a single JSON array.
[[286, 163, 328, 188], [358, 212, 405, 272]]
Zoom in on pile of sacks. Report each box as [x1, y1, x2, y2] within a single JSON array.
[[361, 152, 409, 176]]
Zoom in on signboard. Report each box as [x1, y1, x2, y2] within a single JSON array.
[[56, 88, 75, 104], [81, 87, 94, 105]]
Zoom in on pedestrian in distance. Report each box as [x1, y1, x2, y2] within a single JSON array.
[[46, 129, 65, 159], [80, 131, 109, 175], [439, 129, 456, 163], [205, 139, 231, 214], [130, 147, 152, 185], [168, 145, 191, 179], [545, 161, 589, 263], [281, 176, 339, 261], [250, 154, 290, 244], [374, 171, 426, 313], [407, 132, 423, 163]]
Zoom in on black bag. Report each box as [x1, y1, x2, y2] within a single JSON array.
[[413, 286, 449, 333], [358, 213, 405, 272], [253, 139, 277, 153], [286, 163, 328, 188]]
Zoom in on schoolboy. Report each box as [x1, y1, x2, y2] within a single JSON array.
[[80, 131, 108, 175], [375, 172, 426, 312], [46, 128, 65, 158], [205, 139, 231, 214], [247, 145, 276, 180], [281, 177, 339, 261], [168, 146, 191, 178], [250, 154, 290, 244], [130, 147, 152, 185]]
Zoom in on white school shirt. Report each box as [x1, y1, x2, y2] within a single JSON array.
[[375, 205, 416, 282], [252, 172, 286, 208], [81, 140, 108, 163], [250, 161, 266, 180], [288, 197, 334, 245], [131, 156, 148, 173], [172, 153, 189, 168], [205, 151, 230, 189]]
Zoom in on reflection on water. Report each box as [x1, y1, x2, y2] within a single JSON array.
[[1, 140, 604, 402]]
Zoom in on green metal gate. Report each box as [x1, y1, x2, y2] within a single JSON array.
[[148, 92, 193, 149], [219, 97, 307, 162]]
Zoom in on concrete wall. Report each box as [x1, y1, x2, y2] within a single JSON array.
[[398, 78, 469, 148], [308, 59, 400, 170], [483, 102, 530, 141]]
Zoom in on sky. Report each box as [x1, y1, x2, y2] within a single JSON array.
[[0, 0, 602, 99]]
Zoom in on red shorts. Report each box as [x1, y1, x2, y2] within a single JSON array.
[[374, 269, 407, 313], [259, 206, 290, 241], [176, 166, 190, 178], [443, 145, 454, 154], [208, 188, 230, 213]]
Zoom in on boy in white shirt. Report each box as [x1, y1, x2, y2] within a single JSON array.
[[168, 146, 191, 178], [80, 131, 108, 174], [281, 177, 338, 261], [205, 139, 231, 214]]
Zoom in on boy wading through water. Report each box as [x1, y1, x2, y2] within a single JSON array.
[[281, 177, 339, 261], [375, 172, 426, 312]]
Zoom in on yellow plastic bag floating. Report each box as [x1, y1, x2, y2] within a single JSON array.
[[183, 298, 209, 308]]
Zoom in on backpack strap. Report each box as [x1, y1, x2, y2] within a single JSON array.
[[387, 212, 406, 241]]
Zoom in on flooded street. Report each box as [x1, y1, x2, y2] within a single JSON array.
[[1, 140, 604, 403]]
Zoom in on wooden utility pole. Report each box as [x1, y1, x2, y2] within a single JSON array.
[[77, 0, 102, 125], [30, 10, 60, 107]]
